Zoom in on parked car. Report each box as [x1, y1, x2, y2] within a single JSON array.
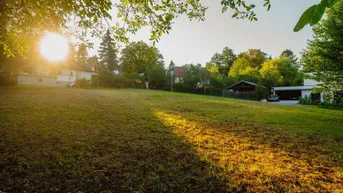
[[66, 83, 78, 88], [267, 94, 280, 102]]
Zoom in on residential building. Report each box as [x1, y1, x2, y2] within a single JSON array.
[[272, 73, 322, 102], [174, 66, 185, 83], [17, 64, 96, 87]]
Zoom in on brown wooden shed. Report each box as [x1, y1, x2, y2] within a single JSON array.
[[223, 80, 259, 100]]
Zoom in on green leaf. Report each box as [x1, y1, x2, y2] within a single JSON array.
[[294, 5, 317, 32], [310, 0, 327, 26], [328, 0, 339, 7], [232, 13, 238, 18], [93, 16, 98, 23]]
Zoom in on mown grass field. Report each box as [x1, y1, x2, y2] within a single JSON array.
[[1, 87, 343, 192]]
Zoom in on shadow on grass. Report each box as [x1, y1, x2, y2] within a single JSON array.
[[153, 109, 343, 192], [0, 91, 230, 192]]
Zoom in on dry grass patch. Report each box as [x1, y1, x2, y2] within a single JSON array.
[[154, 111, 343, 192]]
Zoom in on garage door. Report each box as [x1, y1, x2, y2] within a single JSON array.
[[275, 90, 301, 100]]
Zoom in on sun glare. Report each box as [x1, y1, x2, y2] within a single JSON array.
[[40, 32, 69, 62]]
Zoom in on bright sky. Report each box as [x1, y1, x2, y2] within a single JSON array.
[[89, 0, 315, 67]]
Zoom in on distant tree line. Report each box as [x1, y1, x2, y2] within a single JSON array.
[[90, 30, 303, 101]]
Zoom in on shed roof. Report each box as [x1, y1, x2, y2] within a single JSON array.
[[224, 80, 258, 90], [60, 64, 95, 72]]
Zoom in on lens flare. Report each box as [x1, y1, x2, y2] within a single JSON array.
[[40, 32, 69, 62]]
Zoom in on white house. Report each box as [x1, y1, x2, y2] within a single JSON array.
[[272, 73, 322, 102], [57, 66, 95, 85], [17, 65, 96, 87]]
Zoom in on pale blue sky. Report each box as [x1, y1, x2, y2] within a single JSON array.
[[90, 0, 316, 66]]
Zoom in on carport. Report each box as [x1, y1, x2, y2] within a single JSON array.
[[272, 86, 315, 101]]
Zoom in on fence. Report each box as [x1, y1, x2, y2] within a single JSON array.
[[17, 74, 67, 87], [223, 90, 258, 100]]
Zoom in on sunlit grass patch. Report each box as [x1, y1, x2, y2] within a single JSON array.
[[154, 111, 343, 192]]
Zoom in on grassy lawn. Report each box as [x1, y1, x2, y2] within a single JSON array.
[[1, 87, 343, 192]]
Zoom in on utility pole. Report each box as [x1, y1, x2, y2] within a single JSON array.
[[147, 62, 150, 89], [170, 71, 174, 92]]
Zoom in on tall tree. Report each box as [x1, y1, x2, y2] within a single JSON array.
[[98, 29, 118, 71], [228, 48, 268, 82], [280, 49, 297, 61], [221, 47, 237, 70], [168, 60, 176, 73], [182, 64, 203, 89], [65, 43, 76, 67], [75, 44, 88, 67], [260, 57, 302, 89], [301, 0, 343, 94], [208, 47, 236, 77], [87, 55, 99, 71], [149, 62, 168, 89], [120, 41, 164, 85], [238, 49, 268, 69]]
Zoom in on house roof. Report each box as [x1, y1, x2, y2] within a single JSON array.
[[273, 85, 316, 91], [174, 66, 185, 77], [224, 80, 258, 90], [60, 64, 95, 72]]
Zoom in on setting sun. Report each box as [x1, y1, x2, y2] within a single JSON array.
[[40, 32, 69, 62]]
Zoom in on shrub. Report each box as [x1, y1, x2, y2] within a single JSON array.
[[75, 78, 90, 88], [205, 86, 223, 96], [0, 76, 18, 86], [255, 85, 269, 100], [322, 93, 332, 105], [299, 95, 312, 105], [91, 75, 99, 88]]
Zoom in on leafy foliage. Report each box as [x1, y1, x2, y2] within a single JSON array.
[[294, 0, 339, 32], [280, 49, 297, 61], [237, 49, 268, 69], [74, 77, 90, 88], [87, 55, 99, 71], [2, 0, 340, 56], [207, 47, 237, 77], [182, 64, 204, 89], [228, 49, 267, 82], [149, 63, 168, 89], [75, 44, 88, 67], [260, 57, 303, 89], [120, 41, 163, 77], [0, 0, 112, 56], [301, 1, 343, 96]]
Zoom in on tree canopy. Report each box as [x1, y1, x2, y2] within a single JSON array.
[[119, 41, 163, 76], [301, 0, 343, 93], [260, 57, 303, 89], [206, 47, 236, 77], [280, 49, 297, 61], [75, 44, 88, 67], [237, 49, 268, 69], [1, 0, 339, 57]]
